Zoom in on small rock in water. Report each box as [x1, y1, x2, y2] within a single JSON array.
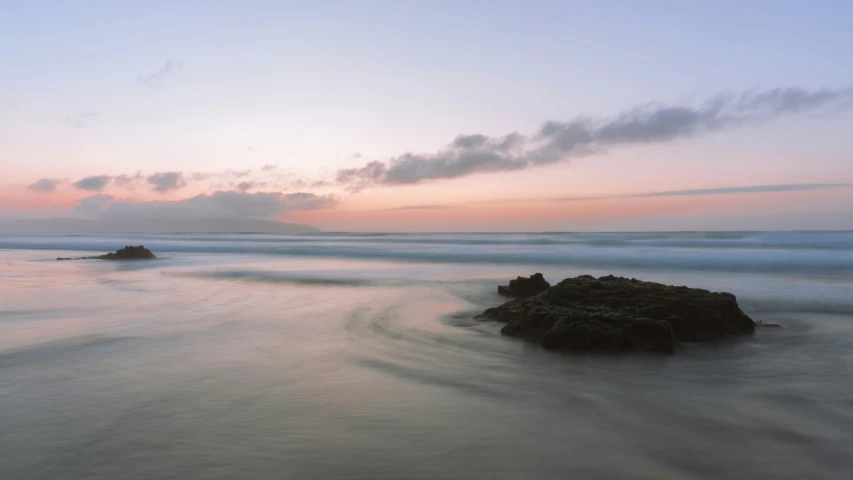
[[497, 272, 551, 297], [479, 274, 756, 354], [95, 245, 156, 260], [55, 245, 157, 261]]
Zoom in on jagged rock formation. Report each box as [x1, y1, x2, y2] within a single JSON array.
[[498, 273, 551, 297]]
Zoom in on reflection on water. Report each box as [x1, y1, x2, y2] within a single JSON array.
[[1, 232, 853, 479]]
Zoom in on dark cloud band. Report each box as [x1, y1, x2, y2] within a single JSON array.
[[337, 86, 853, 190]]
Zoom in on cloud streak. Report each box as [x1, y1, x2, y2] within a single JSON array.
[[382, 204, 460, 211], [138, 60, 184, 87], [235, 181, 267, 192], [554, 183, 853, 202], [28, 179, 61, 193], [336, 86, 853, 190], [73, 175, 111, 192]]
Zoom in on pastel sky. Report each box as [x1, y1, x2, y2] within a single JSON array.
[[2, 0, 853, 231]]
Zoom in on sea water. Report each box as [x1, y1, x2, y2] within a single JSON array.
[[1, 232, 852, 479]]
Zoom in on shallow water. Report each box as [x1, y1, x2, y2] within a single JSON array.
[[1, 232, 852, 479]]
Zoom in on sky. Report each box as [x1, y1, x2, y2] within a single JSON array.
[[2, 0, 853, 231]]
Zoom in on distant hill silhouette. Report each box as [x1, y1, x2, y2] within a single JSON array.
[[0, 218, 320, 234]]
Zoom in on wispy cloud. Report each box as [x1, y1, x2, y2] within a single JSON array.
[[234, 181, 268, 192], [73, 191, 337, 219], [36, 167, 322, 197], [28, 178, 61, 193], [72, 175, 111, 192], [114, 173, 144, 189], [65, 112, 98, 128], [336, 86, 853, 191], [382, 204, 459, 210], [147, 171, 186, 193], [138, 60, 184, 87], [554, 183, 853, 202], [229, 169, 251, 178], [638, 183, 853, 197]]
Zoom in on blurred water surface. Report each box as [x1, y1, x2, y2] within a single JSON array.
[[1, 232, 852, 479]]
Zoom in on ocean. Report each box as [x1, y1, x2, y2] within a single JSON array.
[[2, 231, 852, 479]]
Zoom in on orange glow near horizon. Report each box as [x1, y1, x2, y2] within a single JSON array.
[[287, 188, 853, 232], [6, 173, 853, 232]]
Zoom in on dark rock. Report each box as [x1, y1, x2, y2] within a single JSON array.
[[94, 245, 156, 260], [56, 245, 156, 261], [623, 318, 675, 353], [498, 273, 550, 297], [479, 274, 755, 354]]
